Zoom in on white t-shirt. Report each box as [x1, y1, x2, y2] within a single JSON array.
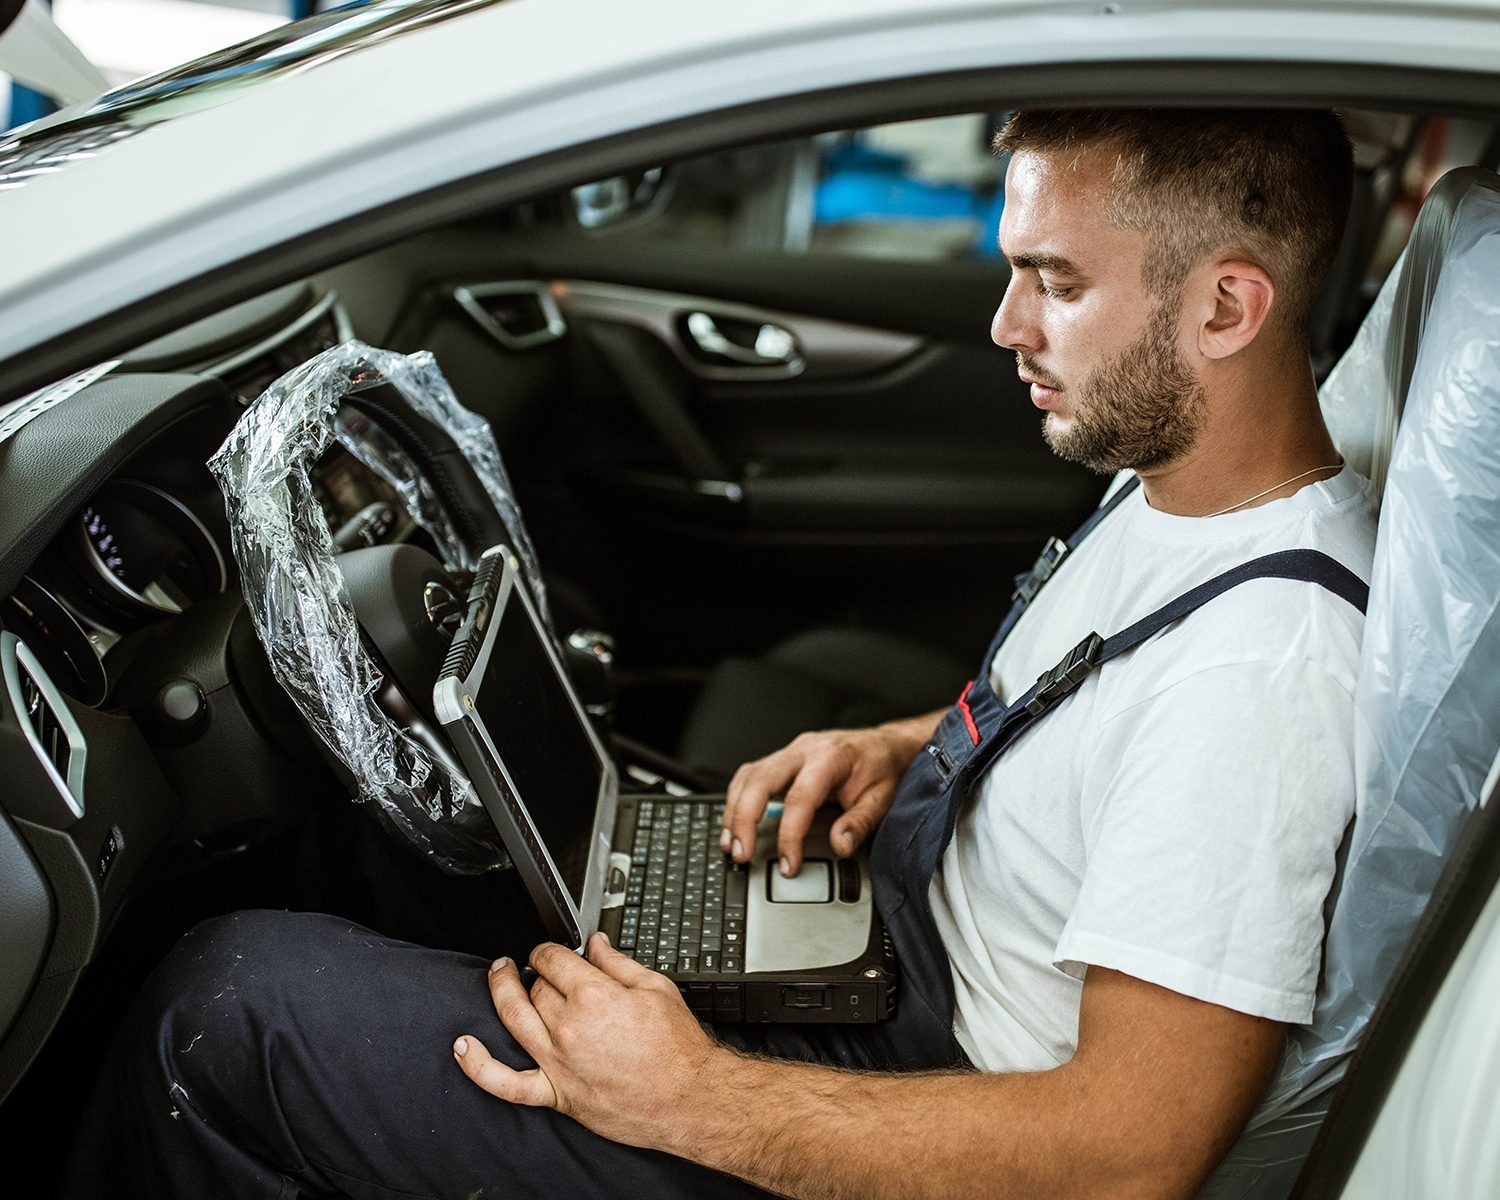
[[928, 466, 1377, 1074]]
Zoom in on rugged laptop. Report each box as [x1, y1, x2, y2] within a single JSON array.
[[434, 546, 896, 1023]]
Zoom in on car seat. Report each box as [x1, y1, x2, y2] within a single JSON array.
[[1197, 165, 1500, 1197], [677, 627, 968, 778]]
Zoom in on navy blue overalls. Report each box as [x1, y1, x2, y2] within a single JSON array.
[[868, 477, 1370, 1066]]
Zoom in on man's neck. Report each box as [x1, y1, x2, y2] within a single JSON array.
[[1136, 356, 1341, 517]]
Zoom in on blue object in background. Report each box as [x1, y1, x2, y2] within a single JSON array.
[[973, 188, 1005, 259], [7, 82, 55, 130], [813, 136, 1004, 259]]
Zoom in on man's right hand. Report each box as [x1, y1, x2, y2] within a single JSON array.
[[718, 710, 944, 877]]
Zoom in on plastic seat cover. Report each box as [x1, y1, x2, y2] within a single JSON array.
[[1200, 167, 1500, 1196]]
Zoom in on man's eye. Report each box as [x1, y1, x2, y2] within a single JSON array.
[[1038, 281, 1074, 299]]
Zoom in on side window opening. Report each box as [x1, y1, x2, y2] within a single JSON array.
[[558, 112, 1011, 263]]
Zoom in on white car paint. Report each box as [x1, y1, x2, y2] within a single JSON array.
[[1, 0, 1499, 383]]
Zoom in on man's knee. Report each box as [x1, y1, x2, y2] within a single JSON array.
[[139, 910, 332, 1022]]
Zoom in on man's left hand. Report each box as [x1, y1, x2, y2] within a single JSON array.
[[452, 933, 727, 1150]]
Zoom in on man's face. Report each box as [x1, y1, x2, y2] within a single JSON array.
[[991, 148, 1206, 474]]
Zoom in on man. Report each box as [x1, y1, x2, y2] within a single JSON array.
[[73, 108, 1374, 1200]]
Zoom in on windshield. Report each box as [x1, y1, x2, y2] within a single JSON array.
[[0, 0, 504, 190]]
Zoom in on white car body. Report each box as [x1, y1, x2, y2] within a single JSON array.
[[0, 2, 1496, 1196], [1, 0, 1499, 387]]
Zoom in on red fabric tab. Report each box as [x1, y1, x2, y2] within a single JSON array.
[[957, 680, 981, 745]]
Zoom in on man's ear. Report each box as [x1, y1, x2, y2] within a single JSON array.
[[1197, 260, 1275, 360]]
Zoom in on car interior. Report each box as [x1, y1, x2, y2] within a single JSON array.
[[2, 95, 1499, 1195]]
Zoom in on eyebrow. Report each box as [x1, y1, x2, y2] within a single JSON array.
[[1004, 251, 1084, 276]]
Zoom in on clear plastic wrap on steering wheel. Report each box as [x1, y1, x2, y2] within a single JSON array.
[[208, 340, 551, 875]]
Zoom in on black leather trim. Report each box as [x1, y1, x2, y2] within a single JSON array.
[[0, 373, 234, 597], [341, 382, 505, 560], [0, 806, 51, 1051]]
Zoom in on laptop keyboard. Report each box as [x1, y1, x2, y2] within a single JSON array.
[[617, 800, 748, 974]]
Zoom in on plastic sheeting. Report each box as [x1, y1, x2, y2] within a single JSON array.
[[1201, 168, 1500, 1196], [334, 346, 552, 629], [209, 341, 549, 874]]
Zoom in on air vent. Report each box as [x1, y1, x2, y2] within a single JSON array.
[[2, 632, 86, 825], [19, 669, 70, 782], [212, 291, 355, 405]]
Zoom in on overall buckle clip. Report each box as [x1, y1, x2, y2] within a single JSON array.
[[1012, 536, 1070, 605], [1025, 632, 1103, 716]]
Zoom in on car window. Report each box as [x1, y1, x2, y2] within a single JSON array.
[[566, 112, 1009, 262]]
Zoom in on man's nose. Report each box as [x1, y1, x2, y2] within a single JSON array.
[[991, 278, 1039, 353]]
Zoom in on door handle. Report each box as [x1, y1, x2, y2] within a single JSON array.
[[684, 311, 799, 368]]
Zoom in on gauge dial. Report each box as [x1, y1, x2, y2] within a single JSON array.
[[1, 577, 108, 706], [73, 480, 228, 622]]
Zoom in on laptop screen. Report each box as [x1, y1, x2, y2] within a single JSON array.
[[470, 583, 604, 907]]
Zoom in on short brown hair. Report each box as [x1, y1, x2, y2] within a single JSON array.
[[994, 108, 1353, 335]]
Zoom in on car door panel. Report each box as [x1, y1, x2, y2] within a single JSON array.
[[321, 229, 1106, 665]]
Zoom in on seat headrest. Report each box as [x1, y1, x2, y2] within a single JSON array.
[[1321, 166, 1500, 495]]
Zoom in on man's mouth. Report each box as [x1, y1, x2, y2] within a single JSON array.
[[1014, 358, 1062, 411], [1028, 381, 1061, 409], [1018, 368, 1064, 410]]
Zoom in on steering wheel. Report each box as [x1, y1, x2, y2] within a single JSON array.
[[208, 341, 548, 875]]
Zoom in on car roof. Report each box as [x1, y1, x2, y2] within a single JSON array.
[[2, 0, 1498, 398]]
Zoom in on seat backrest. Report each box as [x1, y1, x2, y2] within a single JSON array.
[[1196, 166, 1500, 1199]]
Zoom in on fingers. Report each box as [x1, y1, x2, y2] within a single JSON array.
[[722, 750, 797, 863], [585, 932, 662, 987], [530, 975, 566, 1026], [452, 1034, 559, 1109], [528, 942, 599, 996], [485, 957, 552, 1060], [776, 755, 840, 876], [830, 782, 896, 857]]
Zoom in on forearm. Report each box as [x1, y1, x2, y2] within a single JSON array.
[[662, 1050, 1141, 1200], [464, 932, 1274, 1199], [878, 707, 946, 764]]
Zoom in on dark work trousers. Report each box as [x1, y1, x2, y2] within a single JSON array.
[[63, 485, 1155, 1200], [64, 908, 967, 1200]]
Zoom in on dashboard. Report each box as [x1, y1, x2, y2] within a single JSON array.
[[0, 283, 437, 1103]]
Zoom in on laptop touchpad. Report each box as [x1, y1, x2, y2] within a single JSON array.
[[769, 860, 832, 903]]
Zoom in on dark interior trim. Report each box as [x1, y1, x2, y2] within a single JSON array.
[[4, 58, 1499, 403]]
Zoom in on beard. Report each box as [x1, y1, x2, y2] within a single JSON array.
[[1021, 300, 1207, 474]]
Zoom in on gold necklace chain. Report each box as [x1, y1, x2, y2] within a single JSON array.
[[1203, 462, 1344, 518]]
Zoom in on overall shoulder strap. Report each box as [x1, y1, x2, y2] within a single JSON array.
[[1013, 475, 1142, 606], [952, 549, 1369, 809], [983, 476, 1143, 665], [1024, 549, 1368, 718]]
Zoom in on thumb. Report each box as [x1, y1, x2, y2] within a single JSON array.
[[452, 1035, 559, 1109], [831, 789, 890, 856]]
